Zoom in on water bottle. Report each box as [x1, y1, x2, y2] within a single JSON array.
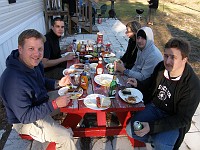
[[72, 38, 77, 52]]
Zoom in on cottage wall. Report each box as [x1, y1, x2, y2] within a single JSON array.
[[0, 0, 46, 76]]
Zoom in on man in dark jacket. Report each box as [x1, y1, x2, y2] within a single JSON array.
[[126, 37, 200, 149], [42, 17, 75, 80], [0, 29, 77, 150], [147, 0, 159, 25]]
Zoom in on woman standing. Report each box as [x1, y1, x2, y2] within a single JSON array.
[[120, 21, 141, 69]]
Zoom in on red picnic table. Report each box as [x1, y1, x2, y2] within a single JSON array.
[[59, 58, 145, 148]]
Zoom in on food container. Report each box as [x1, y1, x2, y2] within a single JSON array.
[[97, 32, 103, 44]]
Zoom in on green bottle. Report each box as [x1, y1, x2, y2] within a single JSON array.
[[109, 75, 117, 96]]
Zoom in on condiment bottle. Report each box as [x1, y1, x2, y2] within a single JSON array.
[[109, 75, 117, 96], [77, 42, 81, 52], [80, 71, 88, 90], [80, 41, 85, 52], [96, 57, 104, 75]]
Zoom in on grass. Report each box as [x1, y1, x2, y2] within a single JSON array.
[[96, 0, 200, 77]]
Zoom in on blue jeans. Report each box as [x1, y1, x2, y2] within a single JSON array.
[[126, 103, 179, 150]]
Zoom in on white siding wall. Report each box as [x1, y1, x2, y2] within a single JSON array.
[[0, 0, 46, 76]]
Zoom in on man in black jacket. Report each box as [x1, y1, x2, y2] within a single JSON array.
[[147, 0, 159, 25], [42, 17, 75, 79], [126, 37, 200, 150]]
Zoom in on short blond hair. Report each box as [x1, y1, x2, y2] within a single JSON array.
[[18, 29, 46, 47]]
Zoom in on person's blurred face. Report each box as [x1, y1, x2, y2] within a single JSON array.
[[18, 37, 44, 69], [136, 36, 146, 49], [164, 47, 187, 75], [125, 27, 134, 38], [52, 20, 65, 37]]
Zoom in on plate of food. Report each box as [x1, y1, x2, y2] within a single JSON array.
[[63, 68, 83, 76], [94, 74, 119, 87], [84, 55, 93, 59], [118, 88, 143, 104], [58, 86, 83, 100], [103, 57, 117, 64], [83, 94, 111, 110], [61, 52, 75, 57], [70, 63, 85, 70], [100, 52, 116, 58]]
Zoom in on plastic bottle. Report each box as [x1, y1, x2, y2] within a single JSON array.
[[81, 41, 85, 52], [96, 57, 104, 75], [80, 71, 88, 90], [72, 38, 77, 52], [77, 42, 81, 52], [84, 60, 90, 72], [109, 75, 117, 96]]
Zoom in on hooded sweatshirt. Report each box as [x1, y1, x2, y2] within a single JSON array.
[[124, 27, 163, 81], [0, 50, 55, 124], [43, 29, 66, 72]]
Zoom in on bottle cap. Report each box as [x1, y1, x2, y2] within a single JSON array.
[[85, 60, 89, 63], [82, 71, 86, 76]]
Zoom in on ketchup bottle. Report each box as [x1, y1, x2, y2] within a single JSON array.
[[96, 57, 104, 75]]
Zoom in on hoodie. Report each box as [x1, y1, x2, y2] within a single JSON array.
[[0, 50, 55, 124], [124, 27, 163, 81]]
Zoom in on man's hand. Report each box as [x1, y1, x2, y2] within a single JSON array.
[[114, 60, 126, 73], [127, 78, 138, 87], [58, 75, 72, 87], [134, 122, 150, 137], [55, 94, 71, 108]]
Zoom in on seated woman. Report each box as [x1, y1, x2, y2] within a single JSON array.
[[120, 21, 141, 69]]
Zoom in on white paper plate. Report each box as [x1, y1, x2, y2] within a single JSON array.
[[118, 88, 143, 104], [63, 68, 83, 76], [58, 87, 83, 99], [84, 55, 93, 58], [61, 52, 75, 57], [94, 74, 119, 87], [103, 57, 117, 64], [100, 52, 115, 58], [69, 64, 84, 71], [84, 94, 111, 110]]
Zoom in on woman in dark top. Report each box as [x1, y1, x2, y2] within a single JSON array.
[[120, 21, 141, 69]]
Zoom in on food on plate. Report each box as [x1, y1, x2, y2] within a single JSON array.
[[96, 97, 110, 108], [64, 69, 81, 75], [125, 96, 136, 103], [100, 79, 110, 86], [101, 97, 110, 108], [63, 87, 82, 99], [89, 57, 98, 62], [67, 87, 80, 92], [122, 88, 131, 95], [101, 52, 110, 57], [96, 97, 101, 108], [74, 64, 84, 69]]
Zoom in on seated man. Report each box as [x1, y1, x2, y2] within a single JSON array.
[[42, 17, 75, 80], [0, 29, 77, 150], [115, 27, 163, 81], [126, 37, 200, 150]]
